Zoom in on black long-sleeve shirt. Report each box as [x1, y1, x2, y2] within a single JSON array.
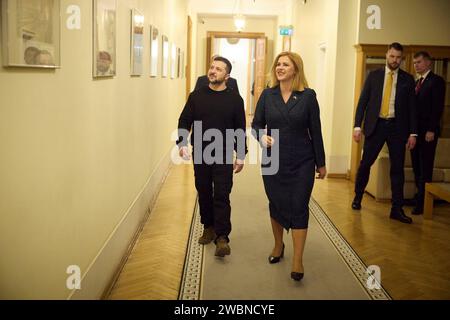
[[177, 86, 247, 160]]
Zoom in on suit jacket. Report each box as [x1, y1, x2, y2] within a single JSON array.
[[354, 68, 417, 140], [415, 71, 446, 136], [252, 87, 326, 168], [194, 75, 239, 92]]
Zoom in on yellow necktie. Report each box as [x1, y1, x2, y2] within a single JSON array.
[[380, 71, 393, 118]]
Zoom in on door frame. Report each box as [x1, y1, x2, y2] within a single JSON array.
[[185, 16, 193, 100]]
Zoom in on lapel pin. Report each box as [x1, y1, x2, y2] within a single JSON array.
[[293, 96, 297, 100]]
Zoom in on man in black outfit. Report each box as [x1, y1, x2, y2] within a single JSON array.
[[177, 56, 247, 257], [410, 51, 446, 215], [352, 42, 417, 224]]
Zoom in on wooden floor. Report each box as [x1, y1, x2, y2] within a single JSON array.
[[108, 164, 450, 300], [312, 178, 450, 300], [108, 164, 197, 300]]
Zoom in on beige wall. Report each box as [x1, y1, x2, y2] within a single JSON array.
[[329, 0, 359, 174], [359, 0, 450, 45], [0, 0, 187, 299], [291, 0, 341, 173], [195, 15, 277, 79]]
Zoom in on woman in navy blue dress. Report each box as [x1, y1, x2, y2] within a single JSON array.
[[252, 52, 326, 281]]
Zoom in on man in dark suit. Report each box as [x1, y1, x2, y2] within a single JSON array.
[[410, 51, 446, 215], [352, 42, 417, 224]]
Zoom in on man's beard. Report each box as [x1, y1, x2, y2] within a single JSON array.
[[209, 79, 225, 85], [387, 62, 399, 70], [208, 75, 225, 85]]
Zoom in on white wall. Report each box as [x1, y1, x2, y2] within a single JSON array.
[[189, 0, 290, 21], [330, 0, 359, 174], [0, 0, 188, 299], [291, 0, 341, 173], [359, 0, 450, 45]]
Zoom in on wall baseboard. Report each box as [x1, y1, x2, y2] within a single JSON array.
[[327, 173, 348, 179], [68, 150, 173, 300]]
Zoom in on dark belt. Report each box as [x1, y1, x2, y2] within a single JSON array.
[[378, 117, 395, 122]]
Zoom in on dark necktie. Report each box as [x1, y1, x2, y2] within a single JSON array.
[[415, 77, 424, 94]]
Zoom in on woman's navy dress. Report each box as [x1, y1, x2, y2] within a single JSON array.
[[252, 86, 326, 230]]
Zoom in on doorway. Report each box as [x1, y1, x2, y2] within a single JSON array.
[[206, 31, 267, 116]]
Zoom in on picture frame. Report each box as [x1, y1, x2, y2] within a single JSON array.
[[149, 25, 159, 77], [170, 43, 177, 79], [1, 0, 61, 68], [177, 48, 181, 78], [130, 8, 144, 76], [180, 50, 185, 78], [93, 0, 117, 78], [161, 35, 169, 78]]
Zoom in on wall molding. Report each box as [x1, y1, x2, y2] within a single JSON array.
[[67, 149, 173, 300], [327, 173, 348, 179]]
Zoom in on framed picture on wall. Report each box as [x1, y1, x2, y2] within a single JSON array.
[[177, 47, 181, 78], [93, 0, 117, 77], [161, 35, 169, 78], [1, 0, 60, 68], [130, 8, 144, 76], [180, 50, 185, 78], [149, 25, 159, 77], [170, 43, 177, 79]]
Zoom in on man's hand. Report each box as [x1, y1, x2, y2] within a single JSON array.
[[353, 129, 362, 143], [425, 131, 435, 142], [234, 159, 244, 173], [261, 135, 275, 148], [316, 166, 327, 179], [406, 136, 416, 150], [179, 146, 191, 160]]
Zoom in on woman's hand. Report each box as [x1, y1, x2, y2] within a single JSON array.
[[316, 166, 327, 179], [261, 135, 275, 148]]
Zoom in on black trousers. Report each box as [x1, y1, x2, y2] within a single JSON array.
[[194, 162, 234, 239], [410, 134, 439, 207], [355, 118, 406, 209]]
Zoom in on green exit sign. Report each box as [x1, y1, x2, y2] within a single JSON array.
[[279, 26, 293, 36]]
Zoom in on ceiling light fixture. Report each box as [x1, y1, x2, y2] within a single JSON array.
[[233, 0, 246, 32]]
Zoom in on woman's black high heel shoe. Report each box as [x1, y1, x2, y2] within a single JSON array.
[[268, 243, 285, 264], [290, 272, 304, 281]]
